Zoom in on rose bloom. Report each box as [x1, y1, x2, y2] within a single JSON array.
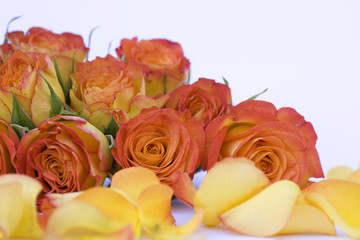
[[70, 55, 168, 132], [116, 37, 190, 97], [0, 119, 19, 174], [14, 115, 112, 194], [0, 43, 14, 63], [0, 50, 65, 125], [6, 27, 89, 91], [167, 78, 232, 128], [204, 100, 324, 188], [112, 107, 205, 185]]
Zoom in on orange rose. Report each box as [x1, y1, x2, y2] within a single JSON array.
[[0, 119, 18, 174], [0, 43, 14, 63], [112, 107, 205, 185], [116, 37, 190, 97], [0, 50, 65, 125], [70, 55, 168, 132], [6, 27, 89, 92], [204, 100, 324, 187], [14, 115, 112, 194], [167, 78, 232, 128]]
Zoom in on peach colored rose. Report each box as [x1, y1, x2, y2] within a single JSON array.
[[204, 100, 324, 187], [0, 119, 18, 174], [116, 37, 190, 97], [0, 43, 14, 63], [6, 27, 89, 92], [112, 107, 205, 185], [14, 115, 112, 194], [0, 50, 65, 125], [70, 55, 168, 132], [167, 78, 232, 128]]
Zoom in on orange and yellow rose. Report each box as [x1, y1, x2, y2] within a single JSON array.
[[70, 55, 168, 131], [6, 27, 89, 91], [112, 107, 205, 185], [14, 115, 112, 194], [167, 78, 232, 128], [0, 50, 65, 125], [116, 37, 190, 97], [0, 119, 18, 175], [204, 100, 324, 187]]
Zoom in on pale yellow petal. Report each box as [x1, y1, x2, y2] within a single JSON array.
[[279, 203, 336, 235], [111, 167, 160, 202], [220, 180, 300, 237], [193, 157, 269, 226], [304, 179, 360, 238], [0, 174, 43, 239], [327, 166, 354, 180]]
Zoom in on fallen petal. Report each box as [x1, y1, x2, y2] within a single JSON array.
[[220, 180, 300, 237], [169, 170, 197, 207]]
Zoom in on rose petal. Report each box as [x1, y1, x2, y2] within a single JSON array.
[[279, 202, 336, 235], [111, 167, 160, 202], [0, 174, 43, 239], [193, 157, 270, 226], [220, 180, 300, 237], [327, 166, 354, 180], [303, 179, 360, 238], [169, 170, 197, 207]]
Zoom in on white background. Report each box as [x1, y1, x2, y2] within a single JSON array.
[[1, 1, 359, 239], [1, 0, 359, 177]]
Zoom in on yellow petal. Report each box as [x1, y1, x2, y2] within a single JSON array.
[[220, 180, 300, 237], [44, 200, 131, 240], [327, 166, 354, 180], [346, 169, 360, 183], [304, 179, 360, 238], [137, 183, 175, 228], [193, 157, 269, 226], [0, 174, 43, 239], [111, 167, 160, 202], [279, 203, 336, 235]]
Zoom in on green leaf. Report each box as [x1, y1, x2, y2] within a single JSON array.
[[37, 72, 65, 117], [186, 68, 191, 84], [71, 52, 76, 73], [86, 26, 99, 61], [163, 72, 167, 94], [10, 89, 36, 130], [105, 134, 115, 149], [50, 50, 66, 94], [4, 15, 22, 44], [222, 76, 229, 86], [10, 124, 29, 139], [104, 116, 119, 139], [247, 88, 268, 100]]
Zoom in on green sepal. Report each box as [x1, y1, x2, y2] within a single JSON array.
[[86, 26, 99, 61], [186, 68, 191, 84], [104, 116, 119, 139], [37, 72, 65, 117], [50, 50, 66, 93], [10, 89, 36, 130], [59, 108, 78, 117], [10, 123, 29, 139], [4, 15, 22, 44], [247, 88, 268, 100], [222, 76, 229, 86], [105, 134, 115, 149], [163, 72, 167, 94], [71, 52, 76, 73]]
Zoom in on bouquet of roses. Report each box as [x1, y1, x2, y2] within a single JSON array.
[[0, 21, 359, 240]]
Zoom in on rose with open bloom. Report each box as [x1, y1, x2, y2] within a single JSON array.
[[112, 107, 205, 185], [0, 50, 65, 125], [204, 100, 324, 187], [116, 37, 190, 97], [0, 119, 19, 175], [70, 55, 167, 132], [6, 27, 89, 91], [167, 78, 232, 128], [14, 115, 112, 194]]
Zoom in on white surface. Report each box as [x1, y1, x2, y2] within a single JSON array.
[[1, 1, 359, 238]]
